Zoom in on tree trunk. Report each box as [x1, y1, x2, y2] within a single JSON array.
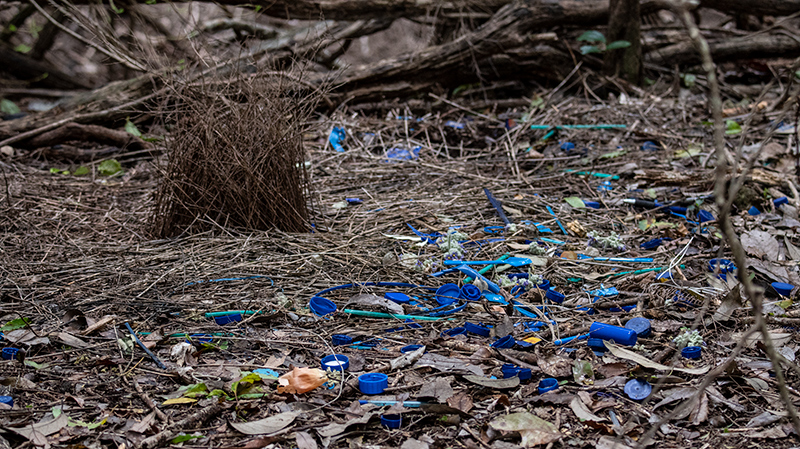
[[604, 0, 642, 85]]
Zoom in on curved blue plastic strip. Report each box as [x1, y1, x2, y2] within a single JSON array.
[[453, 265, 500, 293]]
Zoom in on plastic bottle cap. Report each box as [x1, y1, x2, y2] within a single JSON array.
[[538, 378, 559, 394], [536, 279, 551, 291], [2, 348, 19, 360], [625, 317, 652, 338], [0, 396, 12, 407], [332, 334, 353, 346], [186, 334, 213, 344], [214, 313, 242, 325], [400, 344, 423, 354], [359, 373, 389, 395], [436, 283, 461, 305], [501, 364, 532, 381], [309, 296, 337, 317], [748, 206, 761, 216], [708, 259, 736, 274], [491, 335, 516, 349], [380, 414, 402, 429], [464, 322, 491, 337], [771, 282, 794, 296], [460, 284, 482, 301], [681, 346, 702, 359], [624, 379, 652, 400], [442, 327, 466, 337], [589, 322, 637, 346], [321, 354, 350, 371], [774, 196, 789, 206], [545, 289, 565, 304], [384, 292, 410, 304]]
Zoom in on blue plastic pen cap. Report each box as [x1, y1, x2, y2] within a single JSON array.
[[538, 378, 558, 394], [771, 282, 794, 296], [589, 322, 637, 346], [309, 296, 337, 317], [359, 373, 389, 395], [436, 283, 461, 305], [460, 284, 482, 301], [624, 379, 652, 400], [625, 317, 652, 338]]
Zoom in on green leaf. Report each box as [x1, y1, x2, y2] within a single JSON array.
[[0, 99, 21, 115], [52, 407, 62, 418], [580, 45, 602, 55], [725, 120, 742, 135], [68, 417, 107, 429], [25, 360, 48, 370], [1, 317, 30, 331], [681, 73, 697, 88], [97, 159, 122, 176], [142, 136, 163, 142], [644, 77, 655, 86], [183, 383, 208, 398], [73, 166, 90, 176], [254, 5, 262, 12], [50, 167, 61, 174], [606, 40, 631, 50], [564, 197, 585, 208], [577, 30, 606, 44], [124, 118, 141, 137], [14, 44, 31, 54], [170, 434, 203, 444], [599, 149, 626, 159], [108, 0, 124, 14], [7, 24, 16, 32], [145, 0, 156, 3]]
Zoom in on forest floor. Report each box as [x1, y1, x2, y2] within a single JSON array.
[[0, 77, 799, 449]]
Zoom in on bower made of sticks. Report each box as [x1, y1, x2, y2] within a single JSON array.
[[152, 74, 314, 237]]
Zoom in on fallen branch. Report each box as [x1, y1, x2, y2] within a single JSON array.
[[25, 122, 154, 151], [139, 403, 223, 449]]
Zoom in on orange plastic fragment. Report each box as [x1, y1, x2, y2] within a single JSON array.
[[277, 367, 328, 394]]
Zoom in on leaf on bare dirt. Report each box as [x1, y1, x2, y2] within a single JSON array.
[[653, 388, 696, 410], [786, 239, 800, 261], [129, 412, 156, 434], [400, 438, 429, 449], [747, 411, 784, 428], [595, 362, 629, 378], [446, 391, 473, 413], [712, 284, 742, 322], [605, 343, 709, 374], [462, 375, 519, 389], [747, 424, 794, 439], [295, 431, 318, 449], [415, 353, 483, 376], [689, 391, 708, 425], [741, 229, 781, 260], [705, 386, 745, 413], [317, 412, 377, 437], [489, 412, 562, 447], [537, 355, 573, 377], [731, 330, 792, 348], [596, 436, 634, 449], [229, 411, 299, 435], [569, 397, 605, 422], [9, 413, 69, 441], [417, 376, 455, 403]]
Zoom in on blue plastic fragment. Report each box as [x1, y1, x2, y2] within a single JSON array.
[[560, 142, 575, 151], [698, 209, 714, 223], [346, 198, 363, 204], [491, 335, 516, 348], [640, 238, 669, 250], [774, 196, 789, 207], [772, 282, 794, 296], [443, 327, 466, 337], [625, 317, 652, 337], [445, 120, 465, 129], [641, 141, 659, 151], [501, 364, 532, 381], [748, 206, 761, 216], [214, 313, 242, 325], [332, 334, 353, 346], [597, 180, 613, 191], [545, 288, 565, 304], [464, 322, 491, 337], [590, 287, 619, 297], [0, 396, 12, 407], [309, 296, 337, 317], [436, 283, 461, 305], [400, 344, 423, 353], [329, 126, 346, 152], [584, 201, 601, 209], [708, 259, 736, 273], [385, 146, 421, 161], [385, 292, 410, 304]]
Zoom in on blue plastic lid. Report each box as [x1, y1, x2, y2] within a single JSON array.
[[436, 283, 461, 305], [708, 259, 736, 274], [624, 379, 652, 400], [698, 210, 715, 223], [2, 348, 19, 360], [545, 288, 565, 304], [748, 206, 761, 216], [464, 322, 491, 337], [774, 196, 789, 207], [214, 313, 242, 325], [460, 284, 482, 301], [380, 414, 402, 429], [400, 344, 423, 353], [501, 364, 532, 381], [359, 373, 388, 395], [589, 322, 637, 346], [309, 296, 337, 317], [681, 346, 702, 359], [0, 396, 12, 407], [538, 378, 559, 394], [771, 282, 794, 296], [560, 142, 575, 151], [321, 354, 350, 371], [641, 141, 659, 151], [491, 335, 516, 349], [442, 327, 466, 337], [625, 317, 652, 338], [186, 334, 213, 344], [332, 334, 353, 346], [384, 292, 410, 304]]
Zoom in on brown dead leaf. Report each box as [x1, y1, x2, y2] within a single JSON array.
[[689, 392, 708, 425], [741, 230, 781, 261], [418, 377, 455, 403], [596, 362, 630, 378], [537, 355, 573, 378], [446, 391, 473, 413], [295, 431, 318, 449], [489, 412, 562, 447]]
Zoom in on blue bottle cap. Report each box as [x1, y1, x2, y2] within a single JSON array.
[[625, 317, 651, 338], [436, 283, 461, 305], [640, 238, 665, 250], [186, 334, 213, 344], [589, 322, 637, 346], [501, 364, 532, 381], [536, 279, 551, 291], [384, 292, 410, 303], [0, 396, 12, 407], [400, 344, 423, 353], [464, 322, 491, 337], [641, 141, 659, 151], [460, 284, 482, 301], [321, 354, 350, 371], [1, 348, 18, 360], [708, 259, 736, 274], [491, 335, 516, 349], [771, 282, 794, 296], [309, 296, 337, 317], [681, 346, 702, 359], [213, 313, 242, 325], [698, 210, 715, 223], [774, 196, 789, 207], [332, 334, 353, 346], [442, 327, 466, 337], [359, 373, 388, 395], [538, 378, 559, 394], [380, 414, 402, 429], [560, 142, 575, 151], [624, 379, 652, 400], [748, 206, 761, 216], [545, 288, 565, 304]]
